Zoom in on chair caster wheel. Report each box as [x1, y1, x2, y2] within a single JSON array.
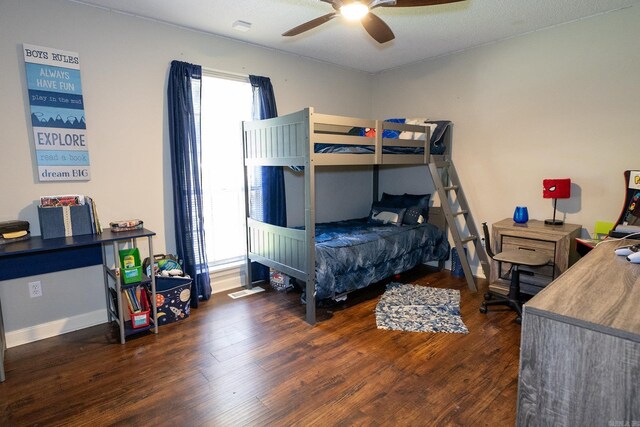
[[515, 317, 522, 324], [479, 305, 488, 314], [484, 292, 493, 300]]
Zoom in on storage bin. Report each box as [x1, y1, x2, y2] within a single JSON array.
[[119, 248, 142, 284], [127, 285, 151, 329], [153, 276, 192, 326], [269, 269, 294, 292], [38, 205, 92, 239], [130, 310, 150, 329]]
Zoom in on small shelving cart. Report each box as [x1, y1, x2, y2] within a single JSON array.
[[101, 228, 158, 344]]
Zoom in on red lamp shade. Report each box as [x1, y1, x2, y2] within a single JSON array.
[[543, 178, 571, 225], [543, 178, 571, 199]]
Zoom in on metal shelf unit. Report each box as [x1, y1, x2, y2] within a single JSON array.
[[101, 229, 158, 344]]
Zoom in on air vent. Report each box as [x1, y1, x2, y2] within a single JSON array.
[[228, 286, 265, 299], [232, 20, 252, 32]]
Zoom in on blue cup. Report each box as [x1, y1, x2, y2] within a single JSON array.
[[513, 206, 529, 224]]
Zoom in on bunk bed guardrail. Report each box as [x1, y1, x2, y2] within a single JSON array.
[[246, 218, 307, 282], [243, 108, 434, 167]]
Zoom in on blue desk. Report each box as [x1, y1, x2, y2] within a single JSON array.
[[0, 228, 156, 382]]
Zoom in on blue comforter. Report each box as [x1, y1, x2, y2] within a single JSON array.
[[313, 218, 450, 300], [315, 145, 424, 155]]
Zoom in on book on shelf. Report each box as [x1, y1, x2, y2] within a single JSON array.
[[122, 287, 136, 313], [129, 288, 141, 312], [121, 285, 150, 314], [85, 196, 96, 235], [90, 197, 102, 233]]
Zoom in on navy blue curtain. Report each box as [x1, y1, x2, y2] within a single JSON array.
[[168, 60, 211, 307], [249, 75, 286, 281]]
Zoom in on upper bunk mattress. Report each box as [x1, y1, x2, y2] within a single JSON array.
[[313, 218, 450, 300], [315, 120, 451, 156]]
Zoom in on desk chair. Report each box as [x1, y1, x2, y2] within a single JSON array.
[[480, 222, 551, 323]]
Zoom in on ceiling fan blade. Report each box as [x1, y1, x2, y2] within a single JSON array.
[[361, 12, 394, 44], [282, 12, 337, 37], [390, 0, 464, 6]]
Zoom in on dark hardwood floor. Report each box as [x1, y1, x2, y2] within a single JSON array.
[[0, 267, 522, 426]]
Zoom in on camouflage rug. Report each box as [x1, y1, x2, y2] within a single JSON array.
[[375, 282, 468, 334]]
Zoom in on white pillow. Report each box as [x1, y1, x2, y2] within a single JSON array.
[[399, 118, 429, 141]]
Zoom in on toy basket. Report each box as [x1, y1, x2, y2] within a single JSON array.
[[153, 277, 192, 326]]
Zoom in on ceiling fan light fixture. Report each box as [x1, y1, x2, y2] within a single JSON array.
[[284, 0, 461, 43], [340, 2, 369, 21]]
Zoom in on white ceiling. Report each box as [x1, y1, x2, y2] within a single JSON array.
[[71, 0, 638, 73]]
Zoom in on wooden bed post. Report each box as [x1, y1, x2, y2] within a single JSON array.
[[374, 119, 382, 165], [304, 108, 317, 324], [242, 120, 253, 289], [373, 165, 379, 202]]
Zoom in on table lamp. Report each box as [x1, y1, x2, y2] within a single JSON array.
[[543, 178, 571, 225]]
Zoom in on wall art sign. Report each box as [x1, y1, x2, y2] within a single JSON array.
[[23, 43, 90, 181]]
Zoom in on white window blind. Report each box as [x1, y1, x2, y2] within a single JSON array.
[[200, 73, 252, 268]]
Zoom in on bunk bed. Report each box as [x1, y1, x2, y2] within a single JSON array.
[[242, 107, 452, 324]]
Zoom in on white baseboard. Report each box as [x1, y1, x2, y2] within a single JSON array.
[[211, 265, 246, 294], [5, 309, 107, 348]]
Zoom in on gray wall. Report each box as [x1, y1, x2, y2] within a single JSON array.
[[373, 5, 640, 248], [0, 0, 374, 345]]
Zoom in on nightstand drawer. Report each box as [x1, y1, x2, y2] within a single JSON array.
[[500, 236, 555, 283], [497, 236, 555, 295], [502, 236, 555, 256]]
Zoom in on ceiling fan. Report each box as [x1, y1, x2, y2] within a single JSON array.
[[283, 0, 464, 44]]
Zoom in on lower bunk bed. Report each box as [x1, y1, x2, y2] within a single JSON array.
[[310, 211, 449, 302], [247, 206, 450, 324]]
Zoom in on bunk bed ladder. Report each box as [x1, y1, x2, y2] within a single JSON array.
[[428, 159, 490, 292]]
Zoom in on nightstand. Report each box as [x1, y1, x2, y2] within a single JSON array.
[[488, 219, 581, 296]]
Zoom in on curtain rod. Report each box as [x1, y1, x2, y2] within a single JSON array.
[[202, 67, 249, 83]]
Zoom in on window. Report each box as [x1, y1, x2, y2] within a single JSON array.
[[200, 73, 252, 268]]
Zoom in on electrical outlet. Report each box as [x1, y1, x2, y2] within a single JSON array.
[[28, 281, 42, 298]]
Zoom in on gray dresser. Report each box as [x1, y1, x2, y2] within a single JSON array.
[[517, 240, 640, 426]]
